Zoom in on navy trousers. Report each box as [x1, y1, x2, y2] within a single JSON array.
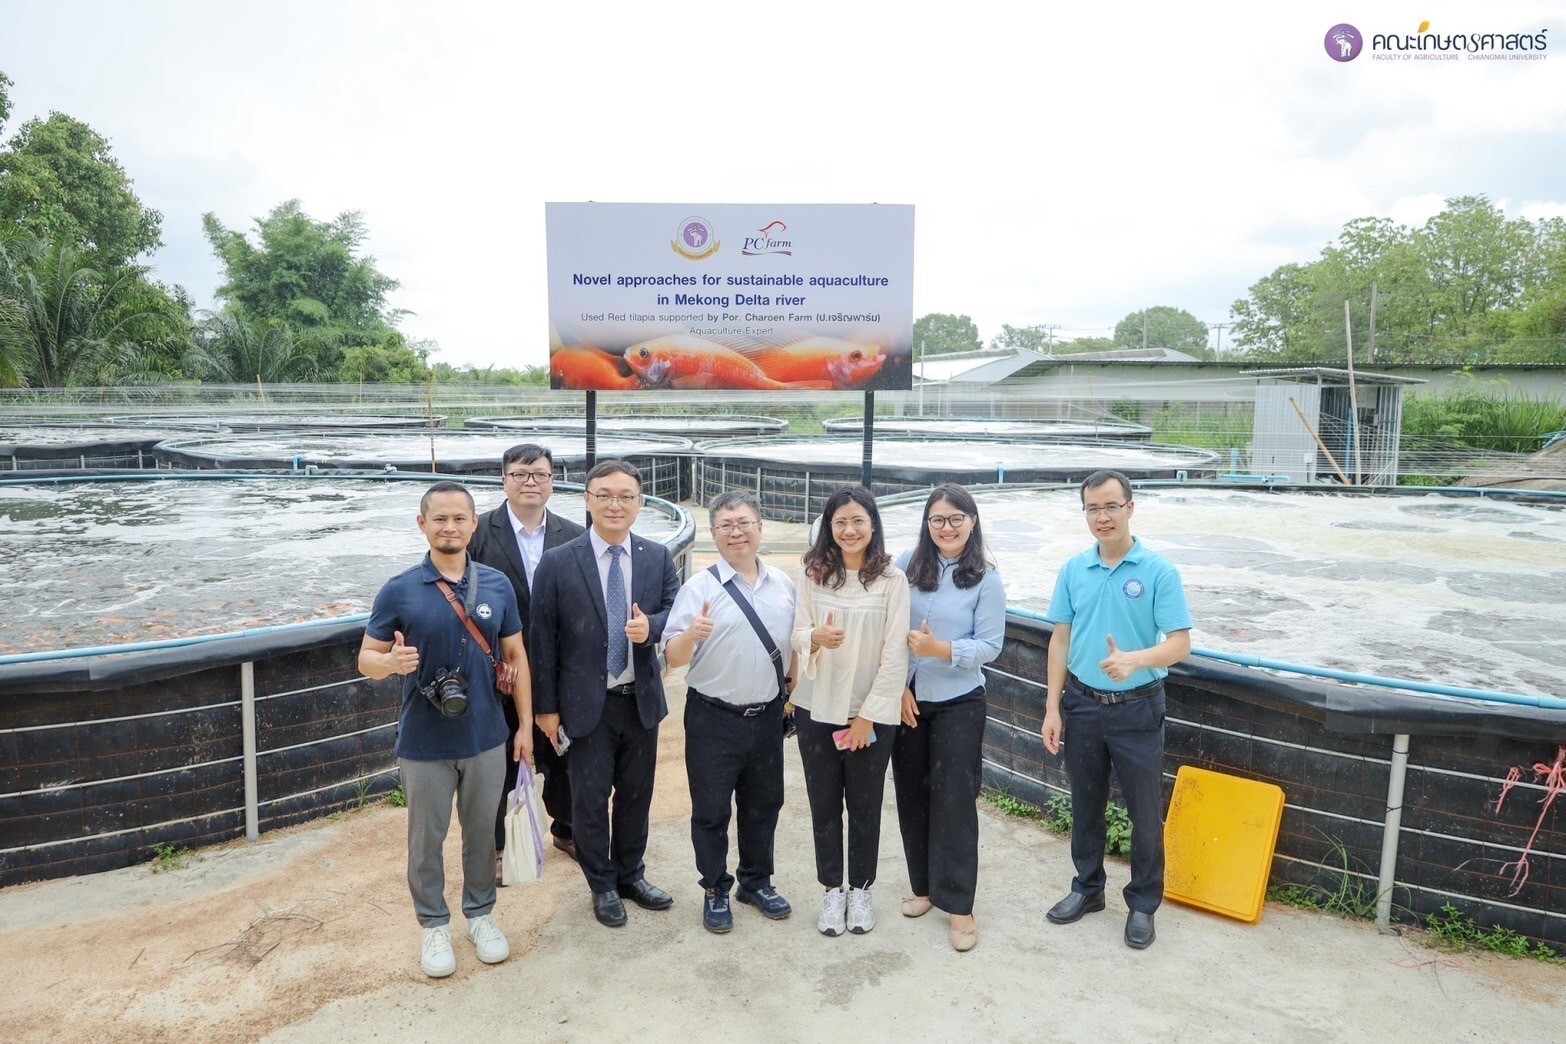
[[1061, 678, 1166, 914]]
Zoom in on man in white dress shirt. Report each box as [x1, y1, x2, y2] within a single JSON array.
[[664, 490, 799, 933]]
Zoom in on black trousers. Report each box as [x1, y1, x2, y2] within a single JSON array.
[[1061, 678, 1166, 914], [794, 706, 896, 889], [568, 691, 659, 895], [683, 689, 786, 893], [893, 691, 986, 915], [495, 719, 573, 852]]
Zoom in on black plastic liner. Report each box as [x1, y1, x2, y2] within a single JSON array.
[[1005, 616, 1566, 742]]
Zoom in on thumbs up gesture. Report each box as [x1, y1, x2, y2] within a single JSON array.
[[813, 610, 845, 651], [388, 630, 420, 676], [625, 602, 650, 645], [908, 619, 946, 659], [1099, 634, 1138, 682], [689, 600, 715, 643]]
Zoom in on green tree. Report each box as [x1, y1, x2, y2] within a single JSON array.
[[1113, 306, 1211, 356], [185, 311, 319, 383], [912, 313, 983, 355], [990, 323, 1056, 352], [0, 112, 163, 268], [1230, 196, 1560, 364], [202, 200, 401, 372], [0, 70, 12, 136], [337, 330, 429, 383], [1053, 336, 1118, 355], [0, 238, 185, 386]]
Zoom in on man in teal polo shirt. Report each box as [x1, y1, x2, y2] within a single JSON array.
[[1041, 469, 1191, 950]]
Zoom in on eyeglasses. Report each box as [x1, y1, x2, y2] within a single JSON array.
[[713, 519, 759, 535], [1082, 502, 1130, 518], [831, 516, 872, 530], [505, 470, 553, 485], [589, 492, 640, 507], [927, 513, 970, 530]]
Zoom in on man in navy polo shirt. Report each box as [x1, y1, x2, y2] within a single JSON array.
[[1041, 469, 1191, 950], [359, 481, 533, 978]]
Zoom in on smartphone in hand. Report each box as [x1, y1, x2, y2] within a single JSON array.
[[832, 727, 877, 751]]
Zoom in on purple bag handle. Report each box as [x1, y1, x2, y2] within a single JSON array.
[[512, 759, 546, 873]]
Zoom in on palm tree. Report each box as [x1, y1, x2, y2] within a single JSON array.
[[184, 311, 319, 384], [0, 238, 184, 386]]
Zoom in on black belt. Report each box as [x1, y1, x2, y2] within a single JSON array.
[[1069, 674, 1163, 705], [692, 688, 778, 718], [607, 682, 636, 697]]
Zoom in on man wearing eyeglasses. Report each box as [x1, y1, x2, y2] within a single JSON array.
[[1040, 469, 1191, 951], [470, 443, 585, 871], [662, 490, 799, 933], [531, 459, 682, 928]]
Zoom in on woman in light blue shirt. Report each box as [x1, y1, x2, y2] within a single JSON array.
[[893, 483, 1006, 952]]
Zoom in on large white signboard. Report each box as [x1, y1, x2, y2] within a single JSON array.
[[545, 202, 914, 391]]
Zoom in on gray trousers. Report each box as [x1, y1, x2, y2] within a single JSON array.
[[400, 743, 506, 928]]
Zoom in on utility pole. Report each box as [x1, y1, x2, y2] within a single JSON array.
[[1208, 322, 1230, 358], [1367, 283, 1379, 363], [1141, 309, 1149, 351], [1043, 324, 1062, 353]]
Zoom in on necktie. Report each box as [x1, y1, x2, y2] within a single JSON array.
[[607, 544, 628, 678]]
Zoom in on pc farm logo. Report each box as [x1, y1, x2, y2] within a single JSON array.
[[1326, 19, 1550, 62], [742, 220, 794, 257]]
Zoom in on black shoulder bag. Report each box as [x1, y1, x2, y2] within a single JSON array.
[[707, 564, 795, 736]]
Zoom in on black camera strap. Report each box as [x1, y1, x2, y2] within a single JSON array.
[[706, 563, 787, 701]]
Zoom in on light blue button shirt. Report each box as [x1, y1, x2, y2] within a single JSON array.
[[895, 549, 1007, 703], [1044, 537, 1192, 691]]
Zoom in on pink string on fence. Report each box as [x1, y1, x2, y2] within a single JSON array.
[[1493, 745, 1566, 897]]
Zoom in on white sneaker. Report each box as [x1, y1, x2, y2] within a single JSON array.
[[818, 888, 847, 937], [467, 913, 510, 964], [421, 924, 456, 977], [846, 887, 875, 935]]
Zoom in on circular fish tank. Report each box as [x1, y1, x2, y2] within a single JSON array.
[[692, 434, 1220, 520], [823, 416, 1153, 441], [0, 424, 175, 471], [464, 414, 788, 438], [153, 431, 692, 500], [0, 473, 695, 886], [107, 413, 447, 432]]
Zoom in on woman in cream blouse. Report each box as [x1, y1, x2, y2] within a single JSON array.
[[791, 485, 910, 938]]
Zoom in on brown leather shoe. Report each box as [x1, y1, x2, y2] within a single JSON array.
[[553, 836, 578, 862]]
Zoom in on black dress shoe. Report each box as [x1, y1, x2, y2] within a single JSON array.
[[1045, 891, 1106, 924], [1125, 910, 1155, 949], [621, 878, 674, 910], [593, 889, 627, 927]]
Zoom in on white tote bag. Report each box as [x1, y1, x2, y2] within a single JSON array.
[[502, 760, 547, 886]]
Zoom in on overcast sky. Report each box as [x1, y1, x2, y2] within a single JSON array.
[[3, 1, 1563, 367]]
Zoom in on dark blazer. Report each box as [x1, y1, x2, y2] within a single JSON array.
[[531, 529, 681, 737], [468, 503, 585, 634]]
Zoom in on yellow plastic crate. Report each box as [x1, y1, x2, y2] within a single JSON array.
[[1163, 764, 1285, 923]]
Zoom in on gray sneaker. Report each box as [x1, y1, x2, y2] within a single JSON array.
[[846, 887, 875, 934], [817, 888, 847, 937]]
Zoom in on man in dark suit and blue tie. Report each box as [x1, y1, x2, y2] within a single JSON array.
[[469, 443, 586, 869], [531, 459, 682, 927]]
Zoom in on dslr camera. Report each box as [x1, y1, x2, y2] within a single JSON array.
[[420, 667, 470, 718]]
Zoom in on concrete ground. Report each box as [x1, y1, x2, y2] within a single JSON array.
[[0, 537, 1560, 1042]]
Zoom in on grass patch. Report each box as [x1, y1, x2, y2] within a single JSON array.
[[1145, 403, 1253, 456], [980, 788, 1132, 858], [386, 784, 407, 808], [148, 842, 202, 874], [1265, 836, 1383, 921], [1422, 904, 1564, 964], [1402, 384, 1566, 454]]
